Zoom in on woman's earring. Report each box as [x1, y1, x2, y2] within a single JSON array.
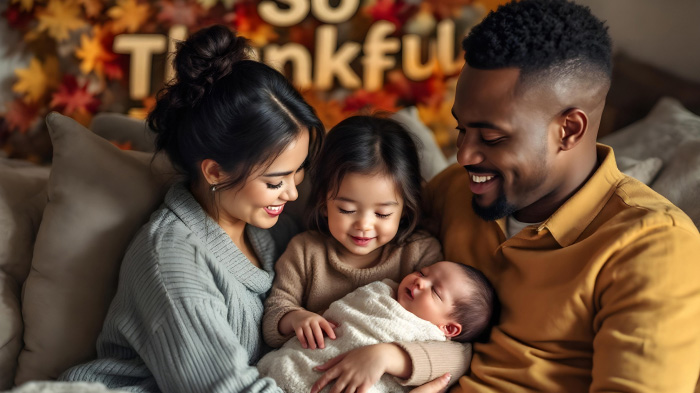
[[210, 184, 217, 193]]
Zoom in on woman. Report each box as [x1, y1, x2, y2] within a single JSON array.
[[60, 24, 320, 392], [61, 25, 451, 393]]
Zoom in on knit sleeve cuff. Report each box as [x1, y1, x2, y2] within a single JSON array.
[[262, 306, 303, 348], [394, 341, 472, 386]]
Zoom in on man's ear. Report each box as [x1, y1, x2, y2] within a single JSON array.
[[200, 159, 225, 186], [440, 322, 462, 339], [558, 108, 588, 151]]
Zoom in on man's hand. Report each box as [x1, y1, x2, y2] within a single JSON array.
[[409, 373, 452, 393], [279, 310, 337, 349]]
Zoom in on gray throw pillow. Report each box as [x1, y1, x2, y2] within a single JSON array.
[[15, 113, 177, 384]]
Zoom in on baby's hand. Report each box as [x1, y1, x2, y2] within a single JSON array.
[[282, 310, 338, 349]]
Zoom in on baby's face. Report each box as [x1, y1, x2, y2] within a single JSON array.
[[397, 261, 473, 330]]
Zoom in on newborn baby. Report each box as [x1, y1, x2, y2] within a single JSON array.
[[257, 261, 495, 393]]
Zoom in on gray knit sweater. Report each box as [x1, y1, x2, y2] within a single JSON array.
[[60, 183, 293, 393]]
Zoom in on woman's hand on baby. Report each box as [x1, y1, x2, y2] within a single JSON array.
[[280, 310, 338, 349]]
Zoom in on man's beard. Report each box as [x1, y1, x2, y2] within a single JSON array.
[[472, 192, 518, 221]]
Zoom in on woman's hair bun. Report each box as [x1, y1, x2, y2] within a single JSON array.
[[147, 25, 251, 165], [173, 25, 251, 102]]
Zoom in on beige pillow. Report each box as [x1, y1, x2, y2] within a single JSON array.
[[90, 113, 157, 153], [600, 97, 700, 163], [616, 156, 663, 185], [0, 162, 50, 389], [391, 106, 449, 182], [15, 113, 177, 384], [652, 141, 700, 228]]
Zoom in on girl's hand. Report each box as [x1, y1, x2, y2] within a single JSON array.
[[408, 373, 452, 393], [310, 343, 409, 393], [280, 310, 337, 349]]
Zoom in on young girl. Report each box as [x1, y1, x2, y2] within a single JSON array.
[[263, 115, 444, 351]]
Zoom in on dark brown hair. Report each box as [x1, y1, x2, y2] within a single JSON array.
[[147, 25, 323, 191], [307, 115, 423, 245], [450, 264, 498, 343]]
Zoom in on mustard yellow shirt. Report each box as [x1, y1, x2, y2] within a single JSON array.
[[420, 144, 700, 392]]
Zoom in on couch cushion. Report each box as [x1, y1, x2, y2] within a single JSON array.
[[652, 140, 700, 228], [0, 161, 50, 389], [89, 113, 157, 153], [600, 97, 700, 163], [599, 97, 700, 227], [616, 156, 663, 186], [15, 113, 177, 384], [391, 106, 449, 182]]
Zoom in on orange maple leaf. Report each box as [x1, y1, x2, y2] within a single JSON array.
[[110, 140, 133, 150], [4, 99, 41, 133], [301, 90, 348, 130], [126, 95, 156, 120], [79, 0, 104, 18], [12, 56, 61, 103], [76, 25, 118, 77], [71, 107, 94, 127], [35, 0, 87, 42], [417, 76, 459, 150], [232, 3, 278, 46], [343, 89, 400, 115], [107, 0, 151, 33], [50, 75, 101, 116], [474, 0, 507, 12]]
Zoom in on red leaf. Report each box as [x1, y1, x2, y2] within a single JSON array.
[[2, 3, 34, 30], [364, 0, 416, 28], [157, 0, 205, 28], [4, 99, 41, 134], [50, 75, 101, 116]]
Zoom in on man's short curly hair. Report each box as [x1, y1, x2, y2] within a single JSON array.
[[463, 0, 612, 82]]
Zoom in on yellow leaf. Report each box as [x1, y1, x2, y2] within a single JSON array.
[[196, 0, 217, 10], [11, 0, 36, 11], [12, 56, 61, 103], [76, 26, 116, 77], [35, 0, 86, 42], [107, 0, 150, 34], [240, 24, 278, 47], [196, 0, 236, 10]]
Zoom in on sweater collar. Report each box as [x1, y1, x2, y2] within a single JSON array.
[[164, 183, 275, 294]]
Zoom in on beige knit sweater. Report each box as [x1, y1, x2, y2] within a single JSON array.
[[262, 230, 471, 386]]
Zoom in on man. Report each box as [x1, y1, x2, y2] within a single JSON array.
[[310, 1, 700, 392], [408, 0, 700, 391]]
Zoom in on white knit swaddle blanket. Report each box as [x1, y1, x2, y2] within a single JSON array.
[[257, 279, 446, 392]]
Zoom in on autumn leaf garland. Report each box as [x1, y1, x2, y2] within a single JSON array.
[[2, 0, 494, 162]]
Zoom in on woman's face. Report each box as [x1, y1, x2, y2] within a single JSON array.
[[216, 130, 310, 230]]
